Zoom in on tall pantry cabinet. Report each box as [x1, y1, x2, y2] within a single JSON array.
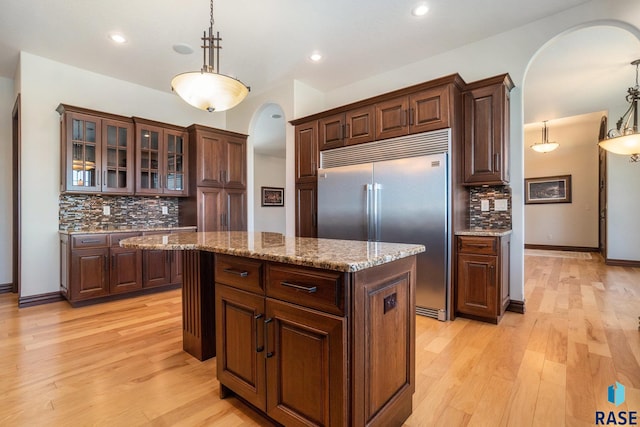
[[179, 124, 248, 232]]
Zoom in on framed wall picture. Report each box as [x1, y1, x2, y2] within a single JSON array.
[[524, 175, 572, 204], [261, 187, 284, 207]]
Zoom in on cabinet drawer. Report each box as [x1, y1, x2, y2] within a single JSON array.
[[71, 234, 109, 249], [457, 236, 497, 255], [266, 264, 345, 316], [215, 254, 264, 293], [110, 232, 141, 247]]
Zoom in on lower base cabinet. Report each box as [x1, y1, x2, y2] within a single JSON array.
[[60, 230, 189, 305], [214, 253, 416, 426], [455, 234, 510, 323]]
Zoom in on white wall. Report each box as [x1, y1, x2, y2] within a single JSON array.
[[0, 77, 14, 285], [607, 149, 640, 261], [254, 154, 286, 233], [524, 114, 600, 248], [16, 52, 227, 298]]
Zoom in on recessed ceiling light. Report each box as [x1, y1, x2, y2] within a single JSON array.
[[309, 52, 323, 62], [109, 33, 127, 44], [173, 43, 194, 55], [411, 4, 429, 16]]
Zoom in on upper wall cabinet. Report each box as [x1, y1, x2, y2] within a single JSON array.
[[295, 122, 319, 183], [375, 84, 452, 140], [462, 74, 514, 186], [133, 118, 189, 197], [58, 105, 135, 195], [318, 105, 376, 150]]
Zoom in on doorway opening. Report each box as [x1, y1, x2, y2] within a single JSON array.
[[12, 94, 21, 295]]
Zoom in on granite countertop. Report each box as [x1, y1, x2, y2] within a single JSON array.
[[455, 228, 512, 237], [59, 226, 197, 235], [120, 231, 425, 273]]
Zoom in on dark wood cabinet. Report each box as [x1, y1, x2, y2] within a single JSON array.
[[455, 234, 510, 323], [70, 246, 110, 301], [318, 105, 375, 150], [180, 125, 247, 232], [60, 230, 190, 306], [462, 74, 513, 185], [58, 105, 134, 195], [295, 182, 317, 238], [109, 232, 142, 294], [133, 118, 188, 196], [295, 122, 318, 183], [375, 85, 452, 140], [214, 254, 415, 426]]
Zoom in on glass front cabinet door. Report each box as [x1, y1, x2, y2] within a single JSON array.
[[58, 105, 135, 195]]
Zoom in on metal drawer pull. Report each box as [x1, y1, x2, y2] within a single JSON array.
[[80, 239, 101, 244], [280, 281, 317, 293], [223, 268, 249, 277], [254, 314, 264, 353], [264, 318, 274, 358]]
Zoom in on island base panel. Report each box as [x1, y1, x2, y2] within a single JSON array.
[[182, 251, 216, 360]]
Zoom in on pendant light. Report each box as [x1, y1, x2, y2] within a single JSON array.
[[599, 59, 640, 162], [171, 0, 250, 112], [531, 121, 559, 153]]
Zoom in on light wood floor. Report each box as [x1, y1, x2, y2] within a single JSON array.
[[1, 252, 638, 426]]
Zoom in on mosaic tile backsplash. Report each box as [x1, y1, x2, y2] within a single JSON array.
[[469, 186, 512, 229], [59, 194, 179, 231]]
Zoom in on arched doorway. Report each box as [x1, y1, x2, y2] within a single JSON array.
[[248, 103, 287, 233], [523, 24, 640, 260]]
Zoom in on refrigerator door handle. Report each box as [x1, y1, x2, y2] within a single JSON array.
[[373, 183, 382, 241], [365, 184, 373, 241]]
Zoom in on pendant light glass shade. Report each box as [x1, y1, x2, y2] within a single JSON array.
[[171, 0, 249, 112], [599, 59, 640, 161], [530, 121, 559, 153], [171, 71, 249, 112]]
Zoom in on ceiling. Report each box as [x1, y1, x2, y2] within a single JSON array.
[[1, 0, 638, 154], [0, 0, 593, 96]]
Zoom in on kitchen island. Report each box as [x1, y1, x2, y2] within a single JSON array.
[[120, 231, 424, 427]]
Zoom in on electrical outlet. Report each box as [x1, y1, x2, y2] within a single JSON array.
[[103, 206, 111, 216], [162, 206, 168, 215], [495, 199, 508, 211], [480, 200, 490, 212]]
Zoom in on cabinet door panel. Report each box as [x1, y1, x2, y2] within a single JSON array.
[[295, 122, 318, 183], [225, 188, 247, 231], [410, 85, 450, 133], [197, 187, 224, 232], [224, 137, 247, 188], [164, 129, 188, 196], [375, 96, 409, 140], [295, 183, 317, 238], [318, 113, 345, 150], [102, 119, 134, 194], [65, 112, 103, 193], [456, 253, 497, 317], [142, 249, 172, 288], [110, 247, 142, 294], [265, 298, 346, 427], [70, 248, 109, 300], [345, 105, 375, 146], [136, 124, 163, 195], [216, 285, 266, 411], [196, 133, 225, 187]]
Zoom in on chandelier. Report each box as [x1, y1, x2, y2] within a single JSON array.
[[530, 121, 559, 153], [171, 0, 249, 112], [599, 59, 640, 162]]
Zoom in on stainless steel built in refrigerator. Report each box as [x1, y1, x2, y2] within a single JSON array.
[[317, 131, 450, 320]]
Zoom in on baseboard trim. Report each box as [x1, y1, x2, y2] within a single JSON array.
[[507, 299, 526, 314], [19, 291, 65, 308], [605, 258, 640, 268], [0, 283, 13, 294], [525, 244, 598, 252]]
